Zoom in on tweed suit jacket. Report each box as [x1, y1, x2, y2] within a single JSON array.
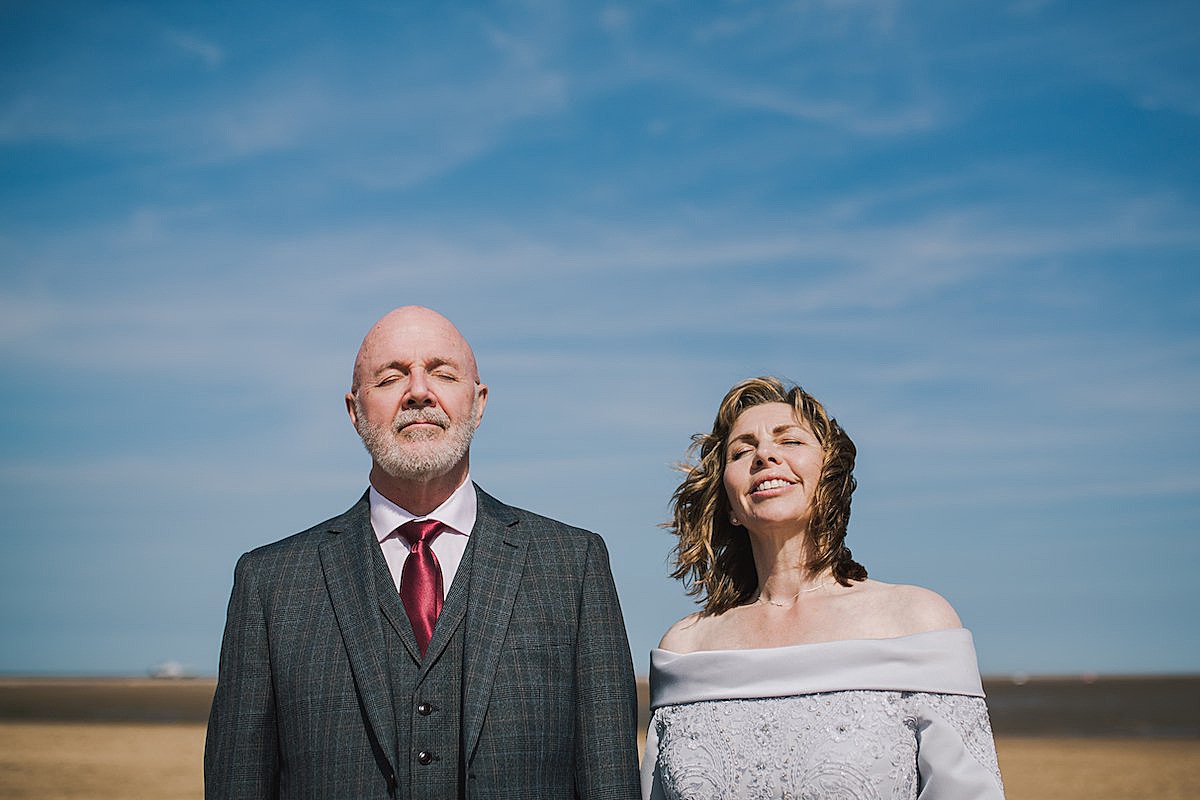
[[204, 485, 641, 800]]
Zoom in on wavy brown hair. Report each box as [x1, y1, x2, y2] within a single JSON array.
[[668, 377, 866, 615]]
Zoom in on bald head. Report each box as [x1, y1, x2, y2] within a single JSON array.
[[351, 306, 480, 393]]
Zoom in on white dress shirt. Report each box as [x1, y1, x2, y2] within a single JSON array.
[[369, 477, 477, 595]]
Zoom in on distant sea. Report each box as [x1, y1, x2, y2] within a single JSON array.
[[982, 675, 1200, 738], [2, 675, 1197, 738]]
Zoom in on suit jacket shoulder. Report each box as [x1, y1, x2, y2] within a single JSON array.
[[238, 492, 371, 563], [474, 484, 604, 547]]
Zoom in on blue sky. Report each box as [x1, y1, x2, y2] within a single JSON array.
[[2, 1, 1197, 677]]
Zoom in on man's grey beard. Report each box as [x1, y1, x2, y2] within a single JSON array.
[[353, 395, 479, 480]]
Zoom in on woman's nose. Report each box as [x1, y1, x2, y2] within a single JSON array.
[[753, 447, 779, 467]]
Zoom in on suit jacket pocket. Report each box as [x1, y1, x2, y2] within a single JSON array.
[[482, 634, 576, 764]]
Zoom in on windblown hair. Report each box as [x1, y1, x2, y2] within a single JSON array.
[[669, 377, 866, 615]]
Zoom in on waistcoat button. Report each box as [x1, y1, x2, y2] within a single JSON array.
[[417, 750, 434, 765], [417, 702, 433, 715]]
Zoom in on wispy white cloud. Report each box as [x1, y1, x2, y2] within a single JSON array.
[[0, 5, 570, 187], [164, 29, 224, 69], [928, 4, 1200, 118], [692, 75, 943, 135], [598, 5, 632, 34], [870, 469, 1200, 510], [692, 1, 902, 43], [0, 454, 359, 499], [1065, 13, 1200, 117], [690, 9, 769, 44]]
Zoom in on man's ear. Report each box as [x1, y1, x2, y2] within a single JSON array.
[[473, 383, 488, 427]]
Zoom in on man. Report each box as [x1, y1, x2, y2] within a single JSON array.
[[205, 306, 640, 799]]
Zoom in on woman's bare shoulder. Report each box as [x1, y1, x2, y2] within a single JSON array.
[[849, 580, 963, 636], [657, 611, 711, 653]]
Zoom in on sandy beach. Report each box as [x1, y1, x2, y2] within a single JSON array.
[[2, 721, 1197, 800], [996, 737, 1200, 800], [2, 677, 1197, 799]]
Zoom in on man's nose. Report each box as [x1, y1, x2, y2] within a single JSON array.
[[404, 372, 436, 407]]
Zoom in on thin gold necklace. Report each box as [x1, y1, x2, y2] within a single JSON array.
[[756, 581, 835, 607]]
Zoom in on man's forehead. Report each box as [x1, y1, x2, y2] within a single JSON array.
[[354, 308, 479, 380], [360, 330, 470, 363]]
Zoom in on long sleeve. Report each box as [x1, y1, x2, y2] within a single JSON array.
[[573, 534, 642, 799], [640, 710, 666, 800], [204, 553, 280, 800], [916, 694, 1005, 799]]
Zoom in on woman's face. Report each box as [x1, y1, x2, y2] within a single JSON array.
[[722, 402, 825, 535]]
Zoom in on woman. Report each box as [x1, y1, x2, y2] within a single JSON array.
[[643, 377, 1004, 800]]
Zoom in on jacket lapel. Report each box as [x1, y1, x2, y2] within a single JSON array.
[[461, 486, 528, 760], [319, 493, 398, 776], [417, 528, 474, 675]]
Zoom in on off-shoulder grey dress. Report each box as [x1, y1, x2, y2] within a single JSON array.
[[642, 629, 1005, 800]]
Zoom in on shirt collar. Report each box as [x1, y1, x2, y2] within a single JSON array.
[[369, 475, 478, 543]]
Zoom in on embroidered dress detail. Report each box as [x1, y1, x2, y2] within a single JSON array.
[[642, 630, 1005, 800]]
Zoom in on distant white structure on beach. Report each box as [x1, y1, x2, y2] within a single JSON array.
[[149, 660, 187, 679]]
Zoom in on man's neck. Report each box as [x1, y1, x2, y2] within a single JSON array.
[[368, 461, 470, 517]]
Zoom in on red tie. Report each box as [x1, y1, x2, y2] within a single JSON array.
[[397, 519, 445, 656]]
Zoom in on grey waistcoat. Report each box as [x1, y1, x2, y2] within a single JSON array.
[[373, 535, 476, 799]]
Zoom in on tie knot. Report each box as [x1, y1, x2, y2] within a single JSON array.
[[397, 519, 444, 547]]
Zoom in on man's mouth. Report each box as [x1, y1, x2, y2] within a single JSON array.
[[393, 411, 449, 433]]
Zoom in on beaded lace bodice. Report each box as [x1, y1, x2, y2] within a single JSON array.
[[642, 629, 1005, 800]]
